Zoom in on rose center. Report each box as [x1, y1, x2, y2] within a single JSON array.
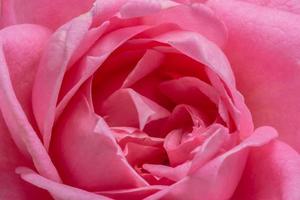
[[91, 41, 229, 184]]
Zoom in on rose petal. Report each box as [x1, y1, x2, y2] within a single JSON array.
[[0, 24, 50, 154], [142, 3, 228, 47], [32, 12, 94, 150], [167, 104, 207, 130], [240, 0, 300, 14], [101, 88, 170, 129], [113, 127, 164, 147], [120, 0, 162, 18], [145, 126, 277, 200], [232, 140, 300, 199], [124, 142, 166, 167], [189, 125, 231, 173], [0, 0, 94, 29], [0, 116, 52, 200], [0, 25, 60, 182], [143, 162, 191, 182], [122, 49, 164, 88], [160, 76, 219, 104], [208, 0, 300, 152], [16, 167, 112, 200], [98, 185, 166, 200], [145, 124, 231, 181], [51, 82, 148, 191], [57, 25, 150, 120]]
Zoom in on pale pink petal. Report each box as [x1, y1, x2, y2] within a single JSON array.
[[51, 82, 147, 191], [32, 12, 94, 150], [0, 116, 52, 200], [0, 25, 60, 182], [207, 0, 300, 152], [232, 140, 300, 199], [143, 162, 191, 182], [98, 185, 166, 200], [240, 0, 300, 14], [120, 0, 162, 18], [0, 24, 50, 154], [16, 167, 112, 200], [145, 126, 277, 200], [101, 88, 170, 129], [142, 3, 227, 47], [0, 0, 94, 29]]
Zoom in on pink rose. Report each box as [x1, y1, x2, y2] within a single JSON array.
[[1, 0, 300, 199]]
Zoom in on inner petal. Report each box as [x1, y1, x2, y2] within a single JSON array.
[[100, 88, 170, 130], [160, 76, 219, 124]]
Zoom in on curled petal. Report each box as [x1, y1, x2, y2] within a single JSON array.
[[0, 25, 60, 182], [16, 167, 112, 200], [145, 126, 277, 200], [51, 82, 148, 191]]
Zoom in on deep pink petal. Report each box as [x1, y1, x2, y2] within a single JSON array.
[[122, 49, 164, 88], [101, 88, 170, 129], [208, 0, 300, 152]]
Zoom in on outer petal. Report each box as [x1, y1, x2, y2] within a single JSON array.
[[239, 0, 300, 14], [0, 25, 60, 182], [232, 140, 300, 199], [0, 116, 52, 200], [16, 167, 112, 200], [141, 3, 228, 48], [0, 0, 94, 29], [207, 0, 300, 152]]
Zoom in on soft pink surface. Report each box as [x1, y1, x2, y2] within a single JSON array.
[[0, 0, 300, 200], [0, 24, 55, 199], [208, 0, 300, 153], [240, 0, 300, 14], [0, 0, 94, 29]]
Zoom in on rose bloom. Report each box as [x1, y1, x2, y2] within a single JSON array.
[[1, 0, 300, 199]]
